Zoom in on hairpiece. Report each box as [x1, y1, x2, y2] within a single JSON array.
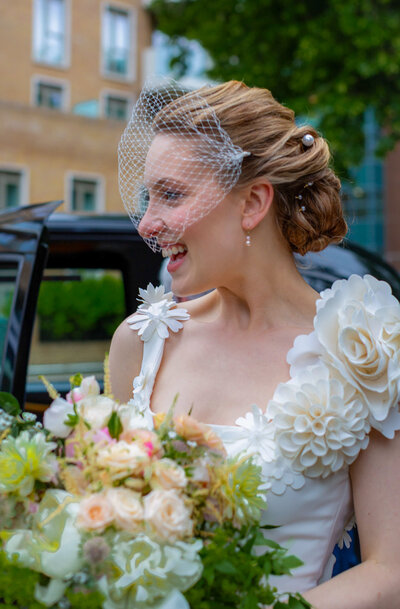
[[301, 133, 315, 147], [295, 181, 314, 212], [118, 78, 249, 252]]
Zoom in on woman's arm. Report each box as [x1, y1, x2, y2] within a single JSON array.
[[109, 318, 143, 403], [302, 429, 400, 609]]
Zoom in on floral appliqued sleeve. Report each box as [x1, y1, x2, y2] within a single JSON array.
[[125, 284, 190, 426], [267, 274, 400, 479]]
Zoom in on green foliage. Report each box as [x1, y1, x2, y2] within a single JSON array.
[[150, 0, 400, 174], [0, 393, 20, 417], [185, 523, 312, 608], [107, 411, 123, 439], [37, 274, 124, 341], [0, 552, 104, 609]]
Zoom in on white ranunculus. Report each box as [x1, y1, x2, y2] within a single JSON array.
[[43, 397, 75, 438], [314, 274, 400, 426], [79, 395, 114, 430], [106, 488, 144, 532], [99, 533, 202, 609], [267, 363, 371, 478], [144, 489, 193, 542]]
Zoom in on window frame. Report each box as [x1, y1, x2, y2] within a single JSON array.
[[100, 1, 137, 82], [0, 165, 30, 209], [65, 172, 106, 214], [100, 88, 134, 120], [32, 0, 71, 69], [31, 75, 70, 112]]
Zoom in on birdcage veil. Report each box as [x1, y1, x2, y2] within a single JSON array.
[[118, 78, 250, 252]]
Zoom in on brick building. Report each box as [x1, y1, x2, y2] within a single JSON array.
[[0, 0, 152, 213]]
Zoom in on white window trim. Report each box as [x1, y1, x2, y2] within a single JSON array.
[[100, 1, 137, 83], [65, 171, 105, 214], [31, 0, 71, 69], [31, 74, 70, 112], [100, 88, 135, 119], [0, 164, 30, 208]]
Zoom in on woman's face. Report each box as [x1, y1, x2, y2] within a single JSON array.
[[139, 133, 245, 296]]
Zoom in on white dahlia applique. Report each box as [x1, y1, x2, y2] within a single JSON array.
[[266, 363, 371, 478], [127, 283, 190, 342], [314, 274, 400, 431], [233, 405, 276, 465]]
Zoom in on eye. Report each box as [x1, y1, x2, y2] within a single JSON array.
[[138, 185, 149, 214], [163, 190, 184, 202]]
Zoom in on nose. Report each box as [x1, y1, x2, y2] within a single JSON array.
[[137, 205, 165, 241]]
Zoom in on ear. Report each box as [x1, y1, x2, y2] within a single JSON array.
[[240, 180, 274, 231]]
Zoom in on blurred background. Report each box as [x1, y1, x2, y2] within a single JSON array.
[[0, 0, 399, 267]]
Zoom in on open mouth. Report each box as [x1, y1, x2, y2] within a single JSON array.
[[161, 244, 188, 262]]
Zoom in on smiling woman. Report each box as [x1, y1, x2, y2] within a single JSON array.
[[110, 79, 400, 609]]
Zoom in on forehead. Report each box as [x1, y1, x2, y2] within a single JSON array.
[[144, 133, 207, 185]]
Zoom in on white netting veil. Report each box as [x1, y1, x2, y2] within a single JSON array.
[[118, 79, 249, 252]]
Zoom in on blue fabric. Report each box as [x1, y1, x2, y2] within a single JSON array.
[[332, 527, 361, 576]]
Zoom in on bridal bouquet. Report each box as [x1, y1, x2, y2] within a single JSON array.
[[0, 370, 310, 609]]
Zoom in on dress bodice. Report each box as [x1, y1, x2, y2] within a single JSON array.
[[126, 277, 400, 593]]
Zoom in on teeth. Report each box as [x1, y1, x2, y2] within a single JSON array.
[[161, 244, 187, 258]]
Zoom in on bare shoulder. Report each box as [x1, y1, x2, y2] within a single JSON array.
[[109, 316, 143, 403]]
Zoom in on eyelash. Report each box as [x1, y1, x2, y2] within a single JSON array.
[[162, 190, 185, 203]]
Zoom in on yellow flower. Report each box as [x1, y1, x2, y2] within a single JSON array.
[[0, 431, 57, 496]]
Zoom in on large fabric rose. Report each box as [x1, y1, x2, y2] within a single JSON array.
[[267, 363, 371, 478], [315, 274, 400, 428]]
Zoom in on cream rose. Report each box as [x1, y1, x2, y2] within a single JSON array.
[[77, 492, 114, 532], [311, 274, 400, 426], [79, 395, 114, 430], [143, 489, 193, 542], [96, 441, 149, 480], [150, 459, 186, 490], [106, 488, 144, 532]]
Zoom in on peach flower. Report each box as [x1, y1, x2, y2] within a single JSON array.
[[77, 493, 114, 532], [150, 458, 186, 490], [174, 415, 226, 454], [106, 488, 144, 532], [144, 489, 193, 543], [96, 441, 149, 480]]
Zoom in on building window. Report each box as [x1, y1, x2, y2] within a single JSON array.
[[102, 6, 132, 77], [104, 94, 129, 120], [33, 0, 67, 66], [71, 178, 99, 212], [35, 81, 65, 110], [0, 171, 22, 209]]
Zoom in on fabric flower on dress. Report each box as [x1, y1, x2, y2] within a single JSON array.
[[315, 274, 400, 431], [267, 363, 371, 478], [127, 283, 189, 342], [288, 275, 400, 438], [233, 405, 276, 465]]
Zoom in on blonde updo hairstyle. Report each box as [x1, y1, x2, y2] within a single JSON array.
[[153, 80, 347, 255]]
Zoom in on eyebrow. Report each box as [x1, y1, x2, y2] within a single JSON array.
[[144, 177, 188, 191]]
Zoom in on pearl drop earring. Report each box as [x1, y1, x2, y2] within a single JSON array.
[[245, 231, 251, 247]]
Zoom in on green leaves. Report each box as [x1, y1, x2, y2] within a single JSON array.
[[185, 523, 309, 608], [0, 392, 20, 417], [150, 0, 400, 173], [107, 411, 123, 439]]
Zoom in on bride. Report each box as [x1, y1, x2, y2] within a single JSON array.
[[109, 80, 400, 607]]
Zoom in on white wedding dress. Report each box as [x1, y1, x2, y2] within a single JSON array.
[[125, 275, 400, 594]]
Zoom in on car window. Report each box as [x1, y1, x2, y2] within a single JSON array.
[[0, 261, 19, 372], [27, 267, 125, 391]]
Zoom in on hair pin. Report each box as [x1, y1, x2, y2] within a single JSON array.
[[301, 134, 314, 147]]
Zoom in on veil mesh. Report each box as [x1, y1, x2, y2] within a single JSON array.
[[118, 79, 249, 252]]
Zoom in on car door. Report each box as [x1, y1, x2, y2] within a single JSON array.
[[0, 201, 61, 406]]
